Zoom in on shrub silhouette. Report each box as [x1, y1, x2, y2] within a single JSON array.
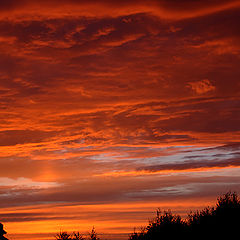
[[56, 227, 99, 240], [71, 232, 85, 240], [129, 210, 186, 240], [89, 227, 99, 240], [129, 191, 240, 240], [187, 192, 240, 238], [146, 209, 185, 239], [56, 231, 72, 240]]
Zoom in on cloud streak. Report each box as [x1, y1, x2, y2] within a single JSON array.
[[0, 0, 239, 20]]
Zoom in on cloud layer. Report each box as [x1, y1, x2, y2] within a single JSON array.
[[0, 1, 240, 240]]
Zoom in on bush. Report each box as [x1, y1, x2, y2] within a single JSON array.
[[56, 231, 72, 240], [56, 227, 98, 240], [129, 209, 185, 240], [129, 191, 240, 240]]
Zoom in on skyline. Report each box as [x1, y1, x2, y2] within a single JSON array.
[[0, 1, 240, 239]]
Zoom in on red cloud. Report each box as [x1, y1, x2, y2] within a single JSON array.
[[0, 0, 239, 20], [188, 79, 215, 94]]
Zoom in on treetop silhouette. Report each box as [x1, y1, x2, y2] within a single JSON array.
[[54, 191, 240, 240], [129, 191, 240, 240]]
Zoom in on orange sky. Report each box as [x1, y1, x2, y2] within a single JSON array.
[[0, 1, 240, 239]]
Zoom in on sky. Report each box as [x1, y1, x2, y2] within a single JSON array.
[[0, 0, 240, 239]]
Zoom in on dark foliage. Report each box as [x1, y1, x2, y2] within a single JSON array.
[[54, 192, 240, 240], [129, 191, 240, 240], [72, 232, 85, 240], [0, 223, 8, 240], [129, 210, 186, 240], [89, 227, 99, 240], [56, 227, 98, 240], [56, 231, 72, 240]]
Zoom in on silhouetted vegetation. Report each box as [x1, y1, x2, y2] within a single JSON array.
[[129, 210, 186, 240], [129, 191, 240, 240], [56, 227, 99, 240], [56, 231, 72, 240], [0, 223, 8, 240], [54, 192, 240, 240]]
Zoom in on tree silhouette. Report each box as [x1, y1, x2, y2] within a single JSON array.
[[89, 227, 99, 240], [187, 192, 240, 238], [129, 209, 186, 240], [129, 191, 240, 240], [54, 192, 240, 240]]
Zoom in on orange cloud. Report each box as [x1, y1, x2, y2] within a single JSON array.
[[188, 79, 216, 94], [0, 0, 239, 20]]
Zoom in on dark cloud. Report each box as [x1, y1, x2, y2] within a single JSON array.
[[0, 0, 239, 20], [0, 0, 27, 11], [0, 130, 57, 146], [0, 210, 154, 223]]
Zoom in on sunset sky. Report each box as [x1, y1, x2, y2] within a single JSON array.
[[0, 1, 240, 239]]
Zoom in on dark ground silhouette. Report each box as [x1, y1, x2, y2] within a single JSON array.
[[54, 191, 240, 240]]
